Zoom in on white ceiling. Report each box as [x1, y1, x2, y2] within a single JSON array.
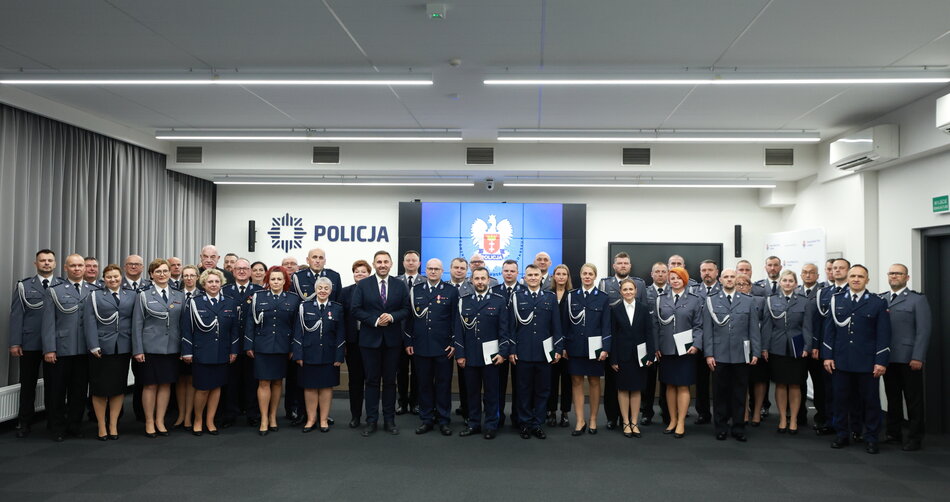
[[2, 0, 949, 143]]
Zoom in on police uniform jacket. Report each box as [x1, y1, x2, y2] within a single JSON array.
[[352, 275, 411, 349], [396, 272, 426, 290], [753, 279, 779, 297], [83, 288, 135, 354], [880, 289, 931, 363], [454, 291, 511, 367], [509, 289, 564, 362], [224, 282, 263, 350], [564, 288, 612, 357], [405, 281, 459, 357], [598, 276, 647, 305], [691, 281, 723, 297], [292, 268, 343, 303], [808, 284, 848, 350], [245, 290, 300, 354], [762, 294, 812, 356], [492, 282, 525, 298], [292, 300, 346, 365], [796, 284, 821, 299], [653, 290, 704, 355], [449, 280, 475, 297], [122, 277, 152, 292], [645, 284, 668, 306], [609, 300, 655, 365], [340, 283, 360, 344], [86, 279, 105, 290], [702, 291, 760, 364], [821, 290, 891, 372], [181, 294, 241, 364], [41, 281, 94, 356], [132, 286, 185, 355], [9, 275, 63, 351]]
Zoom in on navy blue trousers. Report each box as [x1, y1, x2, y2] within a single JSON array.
[[832, 370, 881, 443], [464, 364, 500, 431], [361, 346, 401, 424], [515, 360, 551, 430], [414, 354, 453, 425]]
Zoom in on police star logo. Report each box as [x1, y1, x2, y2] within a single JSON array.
[[470, 214, 513, 266], [268, 213, 307, 253]]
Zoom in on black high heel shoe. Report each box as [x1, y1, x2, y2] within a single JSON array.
[[571, 424, 587, 437], [623, 423, 634, 438], [777, 426, 788, 434], [631, 425, 642, 438]]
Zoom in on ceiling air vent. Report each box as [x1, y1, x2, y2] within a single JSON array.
[[312, 146, 340, 164], [466, 147, 494, 165], [764, 148, 794, 166], [622, 147, 651, 166], [176, 146, 203, 164]]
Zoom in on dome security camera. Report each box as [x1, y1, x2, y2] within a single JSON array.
[[485, 178, 495, 191]]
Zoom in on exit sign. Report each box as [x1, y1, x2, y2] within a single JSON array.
[[934, 195, 950, 213]]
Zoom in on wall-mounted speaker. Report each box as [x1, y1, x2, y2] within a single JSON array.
[[248, 220, 257, 253], [734, 225, 742, 257]]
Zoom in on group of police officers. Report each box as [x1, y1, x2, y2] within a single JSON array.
[[8, 244, 932, 453]]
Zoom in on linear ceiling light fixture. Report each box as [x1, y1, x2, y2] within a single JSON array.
[[212, 180, 474, 187], [484, 70, 950, 86], [503, 182, 777, 189], [0, 73, 432, 86], [156, 129, 462, 142], [497, 129, 820, 143]]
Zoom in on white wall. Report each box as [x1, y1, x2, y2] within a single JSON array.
[[215, 184, 783, 286]]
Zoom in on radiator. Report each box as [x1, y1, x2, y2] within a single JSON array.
[[0, 379, 45, 423]]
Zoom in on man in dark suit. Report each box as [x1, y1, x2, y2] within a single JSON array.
[[881, 263, 931, 451], [395, 250, 424, 415], [352, 250, 411, 436], [9, 249, 62, 437], [342, 260, 372, 428], [823, 265, 891, 454], [198, 244, 235, 284]]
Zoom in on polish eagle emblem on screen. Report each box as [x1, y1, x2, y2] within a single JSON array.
[[470, 215, 513, 267]]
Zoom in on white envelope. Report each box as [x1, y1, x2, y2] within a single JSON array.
[[743, 340, 751, 364], [482, 340, 500, 365], [637, 342, 648, 368], [673, 329, 693, 356], [543, 337, 554, 363], [588, 336, 603, 359]]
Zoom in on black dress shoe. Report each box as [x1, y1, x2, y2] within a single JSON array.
[[545, 412, 556, 427], [663, 428, 675, 435], [361, 423, 378, 437], [260, 429, 271, 436], [532, 428, 547, 439], [289, 416, 304, 426], [559, 414, 569, 427], [108, 434, 119, 440], [52, 434, 65, 442], [902, 441, 921, 451], [519, 428, 531, 439], [439, 425, 453, 436], [396, 405, 409, 415], [384, 422, 399, 435], [605, 420, 617, 430], [459, 427, 479, 437], [716, 432, 728, 441], [268, 425, 279, 432], [415, 423, 434, 435], [732, 434, 748, 442], [674, 432, 685, 439], [750, 421, 761, 428], [816, 426, 835, 436], [572, 425, 587, 436], [760, 407, 770, 419], [777, 427, 787, 434], [411, 405, 420, 415], [247, 417, 261, 427], [851, 432, 863, 442], [207, 429, 219, 436], [788, 427, 799, 435], [694, 416, 711, 425], [866, 443, 880, 454], [319, 426, 330, 433], [885, 435, 901, 444], [830, 437, 850, 449], [640, 416, 653, 426], [326, 417, 334, 425], [483, 429, 496, 440], [97, 434, 108, 442], [349, 418, 361, 428], [15, 427, 31, 438], [301, 427, 312, 434], [144, 431, 157, 438], [157, 430, 170, 437], [587, 427, 598, 435], [192, 428, 203, 437]]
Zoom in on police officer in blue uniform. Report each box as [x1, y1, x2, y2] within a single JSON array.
[[566, 263, 611, 435], [41, 254, 94, 442], [406, 258, 459, 436], [447, 257, 473, 420], [455, 267, 510, 439], [396, 250, 425, 415], [492, 259, 524, 428], [822, 264, 891, 454], [181, 268, 240, 436], [510, 264, 564, 439], [245, 265, 300, 435], [292, 247, 344, 303], [808, 258, 852, 436], [881, 263, 932, 451], [703, 269, 760, 442], [9, 249, 62, 437], [222, 259, 264, 427], [292, 276, 345, 433]]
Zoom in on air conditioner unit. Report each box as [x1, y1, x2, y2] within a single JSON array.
[[829, 124, 899, 171], [937, 92, 950, 134]]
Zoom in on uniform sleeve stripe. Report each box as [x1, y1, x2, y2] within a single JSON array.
[[877, 348, 890, 355], [822, 342, 832, 350]]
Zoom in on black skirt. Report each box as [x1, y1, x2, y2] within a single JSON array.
[[298, 363, 340, 389], [139, 353, 180, 385], [88, 353, 131, 397], [254, 353, 289, 380], [770, 354, 807, 385], [192, 362, 228, 390], [615, 362, 647, 391], [750, 357, 770, 383], [659, 353, 696, 386], [567, 357, 605, 377], [179, 358, 193, 376]]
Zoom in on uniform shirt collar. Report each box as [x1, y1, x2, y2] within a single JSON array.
[[528, 287, 542, 294], [206, 294, 221, 301], [583, 287, 596, 295], [36, 273, 53, 283], [850, 289, 866, 299], [890, 286, 907, 296]]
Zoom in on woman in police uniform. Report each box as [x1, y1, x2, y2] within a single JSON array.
[[292, 277, 345, 433], [565, 263, 610, 435], [132, 259, 186, 437], [761, 269, 811, 434], [83, 264, 135, 440], [246, 266, 300, 435], [654, 267, 704, 438], [181, 268, 239, 436]]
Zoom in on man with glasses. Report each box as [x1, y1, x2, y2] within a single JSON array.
[[221, 258, 264, 427]]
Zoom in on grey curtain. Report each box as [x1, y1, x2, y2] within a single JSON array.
[[0, 103, 214, 385]]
